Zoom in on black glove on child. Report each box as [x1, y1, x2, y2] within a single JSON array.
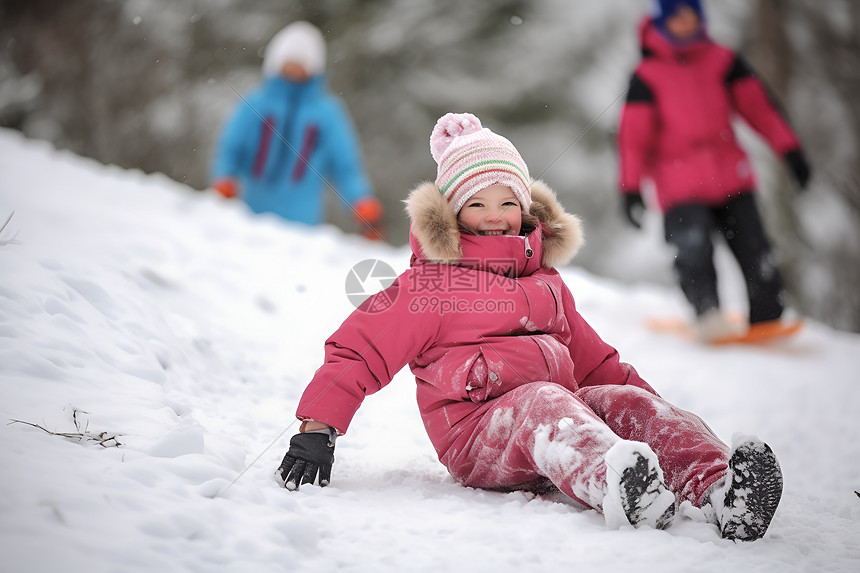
[[784, 149, 811, 190], [276, 428, 336, 490], [623, 193, 646, 229]]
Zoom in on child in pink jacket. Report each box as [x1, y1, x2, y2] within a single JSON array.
[[277, 112, 783, 541], [617, 0, 811, 342]]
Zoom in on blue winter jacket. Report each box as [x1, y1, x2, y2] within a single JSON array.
[[211, 75, 372, 225]]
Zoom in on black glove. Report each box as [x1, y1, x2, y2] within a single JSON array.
[[623, 193, 646, 229], [784, 149, 811, 190], [276, 428, 336, 490]]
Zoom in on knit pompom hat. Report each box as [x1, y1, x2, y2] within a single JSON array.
[[654, 0, 704, 26], [430, 113, 532, 215], [262, 21, 327, 77]]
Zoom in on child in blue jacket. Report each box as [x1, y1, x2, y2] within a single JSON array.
[[211, 21, 383, 239]]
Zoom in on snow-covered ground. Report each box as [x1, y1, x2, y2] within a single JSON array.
[[1, 128, 858, 572]]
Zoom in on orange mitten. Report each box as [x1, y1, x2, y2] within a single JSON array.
[[212, 178, 238, 199], [353, 197, 385, 241]]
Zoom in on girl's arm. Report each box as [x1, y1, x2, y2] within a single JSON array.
[[560, 283, 658, 395], [295, 275, 440, 434], [300, 420, 332, 432]]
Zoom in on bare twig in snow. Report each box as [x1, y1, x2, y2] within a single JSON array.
[[9, 414, 122, 448], [0, 212, 21, 246]]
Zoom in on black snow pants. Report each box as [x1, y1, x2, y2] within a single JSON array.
[[663, 192, 785, 324]]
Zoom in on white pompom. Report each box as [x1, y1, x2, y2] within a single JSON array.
[[430, 112, 483, 163]]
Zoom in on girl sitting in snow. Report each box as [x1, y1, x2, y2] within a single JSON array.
[[276, 112, 783, 541]]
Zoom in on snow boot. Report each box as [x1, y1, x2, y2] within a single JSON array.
[[713, 439, 783, 541], [695, 308, 743, 343], [604, 441, 676, 530]]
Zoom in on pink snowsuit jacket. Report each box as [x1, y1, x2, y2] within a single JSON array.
[[296, 180, 656, 468], [618, 17, 802, 212]]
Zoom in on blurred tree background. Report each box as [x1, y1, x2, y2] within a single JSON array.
[[1, 0, 858, 332]]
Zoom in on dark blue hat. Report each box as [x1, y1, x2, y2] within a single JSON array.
[[655, 0, 705, 26]]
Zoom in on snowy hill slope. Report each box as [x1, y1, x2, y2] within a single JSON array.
[[1, 128, 858, 572]]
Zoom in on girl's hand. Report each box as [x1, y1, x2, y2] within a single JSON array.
[[276, 427, 337, 490]]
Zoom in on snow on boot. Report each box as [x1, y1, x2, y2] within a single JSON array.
[[603, 441, 676, 530], [715, 439, 783, 541]]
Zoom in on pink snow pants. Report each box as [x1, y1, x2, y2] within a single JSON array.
[[441, 382, 730, 509]]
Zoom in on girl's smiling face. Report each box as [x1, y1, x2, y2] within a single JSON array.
[[456, 184, 523, 236]]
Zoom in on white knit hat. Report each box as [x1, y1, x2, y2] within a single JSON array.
[[262, 21, 327, 77], [430, 113, 531, 214]]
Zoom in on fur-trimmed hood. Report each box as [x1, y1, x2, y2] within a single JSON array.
[[404, 179, 583, 270]]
